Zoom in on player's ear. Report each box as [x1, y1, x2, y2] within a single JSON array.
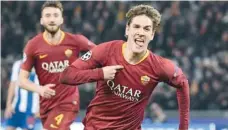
[[60, 17, 64, 25], [40, 18, 43, 25], [150, 31, 155, 41], [125, 24, 130, 38]]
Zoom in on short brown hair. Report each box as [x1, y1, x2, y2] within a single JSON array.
[[126, 4, 161, 32], [41, 1, 63, 15]]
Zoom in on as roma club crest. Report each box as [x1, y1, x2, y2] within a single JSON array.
[[65, 49, 73, 58], [140, 75, 150, 85]]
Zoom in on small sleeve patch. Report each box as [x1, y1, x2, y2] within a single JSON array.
[[81, 51, 92, 61]]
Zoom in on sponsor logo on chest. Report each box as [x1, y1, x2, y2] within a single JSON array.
[[107, 80, 142, 102], [41, 60, 69, 73], [39, 48, 74, 73]]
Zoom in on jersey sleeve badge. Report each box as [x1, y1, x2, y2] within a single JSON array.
[[81, 51, 92, 61]]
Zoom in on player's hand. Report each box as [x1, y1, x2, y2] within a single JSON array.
[[102, 65, 124, 80], [4, 105, 15, 119], [39, 84, 56, 99]]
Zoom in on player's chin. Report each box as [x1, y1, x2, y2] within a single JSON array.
[[46, 27, 59, 34], [50, 26, 59, 31], [132, 47, 144, 54]]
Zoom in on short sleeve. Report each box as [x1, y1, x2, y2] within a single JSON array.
[[21, 40, 35, 72]]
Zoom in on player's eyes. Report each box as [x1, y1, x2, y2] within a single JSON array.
[[144, 28, 150, 31], [144, 26, 152, 31], [133, 25, 140, 28], [54, 14, 59, 17], [44, 14, 59, 18], [45, 14, 51, 17]]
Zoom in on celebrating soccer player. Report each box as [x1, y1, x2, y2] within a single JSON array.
[[19, 1, 96, 130], [60, 4, 190, 130]]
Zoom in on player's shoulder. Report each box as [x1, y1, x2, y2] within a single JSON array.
[[97, 40, 124, 49], [64, 32, 76, 38], [66, 32, 82, 37], [148, 51, 174, 66], [65, 32, 85, 41], [28, 33, 43, 44], [23, 33, 43, 53], [87, 40, 123, 57], [24, 33, 43, 49], [64, 32, 89, 45]]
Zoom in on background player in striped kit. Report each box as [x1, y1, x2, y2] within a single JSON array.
[[5, 59, 39, 130]]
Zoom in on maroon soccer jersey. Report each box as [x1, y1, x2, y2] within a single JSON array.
[[61, 40, 190, 130], [21, 31, 96, 115]]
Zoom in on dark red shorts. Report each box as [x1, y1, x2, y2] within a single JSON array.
[[40, 104, 78, 130]]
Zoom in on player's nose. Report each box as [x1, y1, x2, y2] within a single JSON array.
[[49, 16, 56, 23], [49, 19, 55, 24], [136, 28, 145, 36]]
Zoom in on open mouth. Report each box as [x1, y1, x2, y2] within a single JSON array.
[[134, 38, 144, 47]]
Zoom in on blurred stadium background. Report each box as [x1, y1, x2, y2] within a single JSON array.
[[1, 1, 228, 130]]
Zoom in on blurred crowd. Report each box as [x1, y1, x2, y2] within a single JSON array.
[[1, 1, 228, 119]]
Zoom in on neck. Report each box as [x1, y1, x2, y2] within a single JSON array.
[[44, 29, 62, 45], [123, 43, 147, 65]]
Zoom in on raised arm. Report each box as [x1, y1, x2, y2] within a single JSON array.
[[60, 41, 109, 85], [60, 42, 124, 85]]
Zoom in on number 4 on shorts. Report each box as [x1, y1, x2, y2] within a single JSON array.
[[50, 114, 64, 128], [55, 114, 64, 125]]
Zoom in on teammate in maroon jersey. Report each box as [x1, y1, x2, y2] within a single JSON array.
[[19, 1, 96, 130], [60, 4, 189, 130]]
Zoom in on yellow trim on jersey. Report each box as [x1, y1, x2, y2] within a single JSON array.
[[122, 43, 127, 56], [135, 49, 149, 64], [43, 30, 65, 45], [122, 43, 149, 65]]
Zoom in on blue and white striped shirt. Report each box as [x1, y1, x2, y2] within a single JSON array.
[[11, 60, 39, 114]]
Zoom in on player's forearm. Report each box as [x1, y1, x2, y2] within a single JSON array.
[[6, 82, 15, 107], [60, 66, 104, 85], [177, 80, 190, 130], [19, 77, 41, 94]]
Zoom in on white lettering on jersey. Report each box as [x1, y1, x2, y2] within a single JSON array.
[[42, 60, 69, 73], [107, 80, 142, 102]]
